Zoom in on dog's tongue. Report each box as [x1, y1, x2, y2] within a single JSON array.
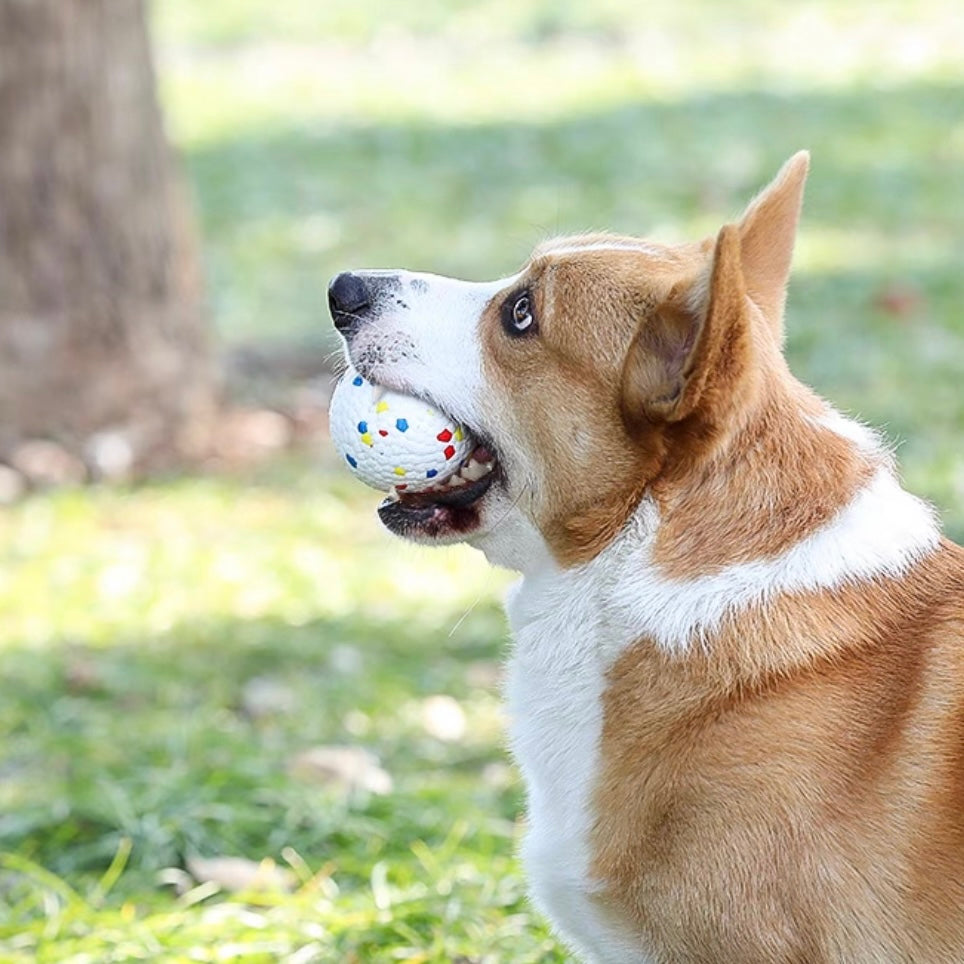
[[471, 444, 495, 464]]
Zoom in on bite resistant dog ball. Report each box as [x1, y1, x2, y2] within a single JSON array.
[[329, 364, 475, 493]]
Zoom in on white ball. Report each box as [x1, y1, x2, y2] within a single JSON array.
[[328, 364, 474, 493]]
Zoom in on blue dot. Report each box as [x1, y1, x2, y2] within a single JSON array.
[[395, 418, 409, 432], [426, 469, 438, 478], [352, 375, 363, 386], [345, 453, 357, 468], [357, 421, 367, 434]]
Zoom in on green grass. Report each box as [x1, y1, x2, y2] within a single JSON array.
[[152, 0, 963, 528], [1, 1, 962, 960], [0, 461, 551, 961]]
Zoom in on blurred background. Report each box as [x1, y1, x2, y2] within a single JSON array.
[[0, 1, 961, 960]]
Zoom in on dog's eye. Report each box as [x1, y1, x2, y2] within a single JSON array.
[[503, 292, 536, 337]]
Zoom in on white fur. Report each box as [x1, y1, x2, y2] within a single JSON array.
[[812, 408, 883, 452], [540, 240, 664, 258], [504, 551, 654, 963], [343, 269, 520, 430], [603, 465, 940, 653], [500, 454, 939, 962]]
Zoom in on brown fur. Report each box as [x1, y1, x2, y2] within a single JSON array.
[[479, 154, 875, 573], [479, 152, 964, 959], [592, 544, 964, 962], [480, 238, 682, 561], [649, 374, 876, 579]]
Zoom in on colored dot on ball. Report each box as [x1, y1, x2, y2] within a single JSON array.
[[375, 401, 389, 413], [454, 427, 464, 442], [378, 429, 388, 437], [437, 428, 453, 443], [345, 453, 357, 468], [360, 432, 373, 446], [352, 375, 363, 387], [357, 420, 368, 434], [395, 418, 409, 432], [443, 445, 456, 460], [394, 466, 406, 476], [426, 469, 438, 478]]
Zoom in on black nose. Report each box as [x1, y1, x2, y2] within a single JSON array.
[[328, 272, 371, 331]]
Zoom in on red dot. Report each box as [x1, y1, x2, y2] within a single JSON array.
[[436, 429, 453, 442], [443, 445, 456, 459], [378, 429, 388, 437]]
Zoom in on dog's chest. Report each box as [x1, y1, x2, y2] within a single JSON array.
[[504, 569, 607, 846], [504, 566, 646, 961]]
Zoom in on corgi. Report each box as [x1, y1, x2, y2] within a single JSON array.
[[328, 152, 964, 963]]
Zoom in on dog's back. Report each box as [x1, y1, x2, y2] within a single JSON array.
[[589, 538, 964, 962]]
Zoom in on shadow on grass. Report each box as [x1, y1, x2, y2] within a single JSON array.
[[188, 77, 963, 532], [187, 79, 963, 318], [4, 74, 960, 913]]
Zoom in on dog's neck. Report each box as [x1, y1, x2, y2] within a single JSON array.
[[470, 503, 552, 576], [647, 373, 878, 577], [474, 396, 940, 656]]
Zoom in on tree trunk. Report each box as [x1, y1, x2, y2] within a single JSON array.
[[0, 0, 215, 476]]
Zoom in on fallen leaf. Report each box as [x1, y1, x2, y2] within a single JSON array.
[[872, 282, 924, 319], [186, 855, 295, 893], [288, 745, 393, 795], [241, 676, 297, 719], [421, 694, 466, 742], [0, 464, 25, 504]]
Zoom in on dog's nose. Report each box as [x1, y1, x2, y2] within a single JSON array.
[[328, 272, 371, 331]]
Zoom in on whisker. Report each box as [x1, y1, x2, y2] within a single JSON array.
[[447, 592, 484, 638], [486, 480, 530, 537]]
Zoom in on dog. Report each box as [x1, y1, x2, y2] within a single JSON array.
[[329, 152, 964, 963]]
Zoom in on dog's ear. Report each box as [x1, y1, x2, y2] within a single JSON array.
[[620, 153, 808, 429], [737, 150, 809, 342], [620, 223, 748, 427]]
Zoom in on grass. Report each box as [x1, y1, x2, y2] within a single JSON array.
[[153, 0, 963, 527], [0, 460, 546, 961], [1, 1, 962, 960]]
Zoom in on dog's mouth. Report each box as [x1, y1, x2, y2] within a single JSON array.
[[377, 441, 501, 540], [342, 358, 504, 541]]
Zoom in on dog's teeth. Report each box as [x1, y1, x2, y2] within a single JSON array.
[[371, 385, 386, 403], [447, 475, 467, 488], [461, 459, 488, 481], [387, 487, 400, 502], [461, 458, 497, 481]]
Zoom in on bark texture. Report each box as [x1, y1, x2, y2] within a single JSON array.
[[0, 0, 214, 474]]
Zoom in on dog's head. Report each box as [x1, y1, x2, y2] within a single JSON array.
[[330, 153, 810, 570]]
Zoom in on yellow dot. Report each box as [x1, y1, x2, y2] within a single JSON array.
[[360, 432, 373, 446], [394, 466, 406, 476], [375, 401, 389, 413], [454, 426, 464, 441]]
